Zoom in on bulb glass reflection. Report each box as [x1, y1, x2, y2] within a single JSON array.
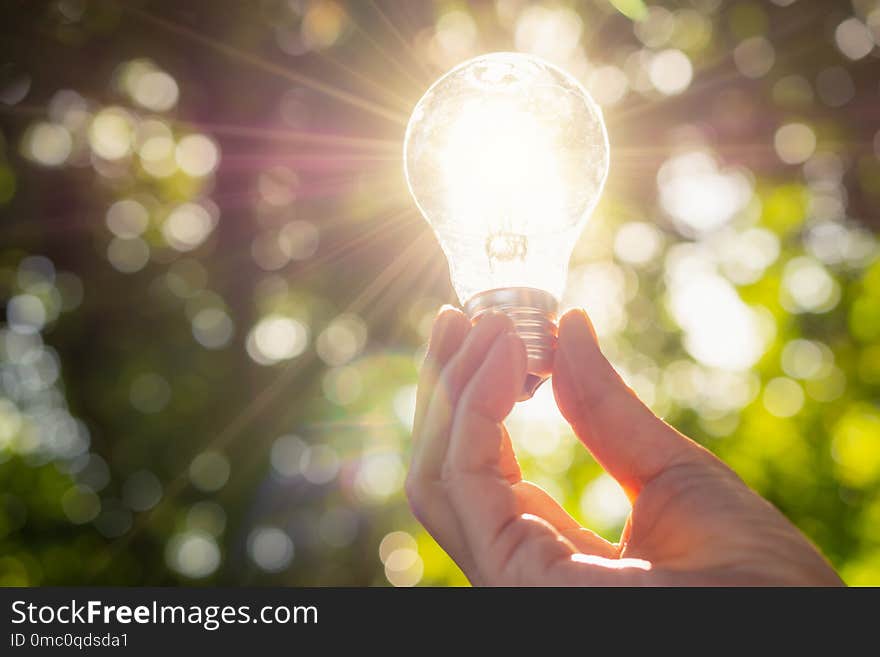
[[404, 52, 609, 398], [404, 52, 609, 303]]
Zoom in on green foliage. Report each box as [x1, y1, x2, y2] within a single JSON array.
[[1, 0, 879, 587], [608, 0, 648, 21]]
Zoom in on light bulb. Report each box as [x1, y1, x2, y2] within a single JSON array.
[[404, 52, 610, 400]]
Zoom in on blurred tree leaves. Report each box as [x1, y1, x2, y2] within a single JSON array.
[[1, 0, 879, 587], [608, 0, 648, 22]]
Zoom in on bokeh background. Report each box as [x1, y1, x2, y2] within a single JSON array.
[[1, 0, 879, 586]]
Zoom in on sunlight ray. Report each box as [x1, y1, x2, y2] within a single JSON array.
[[88, 222, 436, 579], [193, 203, 414, 294], [206, 235, 441, 494], [367, 0, 434, 80], [297, 207, 417, 275], [347, 13, 428, 89], [220, 153, 401, 166], [125, 6, 408, 125], [348, 230, 433, 316], [360, 239, 443, 329], [317, 51, 414, 109], [188, 122, 400, 151]]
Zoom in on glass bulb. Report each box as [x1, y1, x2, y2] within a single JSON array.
[[404, 52, 609, 399]]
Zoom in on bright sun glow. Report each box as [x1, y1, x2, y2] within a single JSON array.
[[438, 98, 565, 241]]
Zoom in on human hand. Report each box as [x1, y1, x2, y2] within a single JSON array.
[[405, 306, 843, 586]]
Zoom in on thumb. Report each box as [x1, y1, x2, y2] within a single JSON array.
[[552, 309, 709, 497]]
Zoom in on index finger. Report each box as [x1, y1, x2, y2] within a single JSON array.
[[444, 331, 577, 583]]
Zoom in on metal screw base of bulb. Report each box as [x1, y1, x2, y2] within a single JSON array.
[[463, 287, 558, 402]]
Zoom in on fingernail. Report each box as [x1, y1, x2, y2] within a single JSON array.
[[475, 310, 512, 326], [435, 305, 459, 325], [431, 308, 454, 341]]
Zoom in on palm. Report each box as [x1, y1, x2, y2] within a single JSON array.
[[618, 461, 839, 585]]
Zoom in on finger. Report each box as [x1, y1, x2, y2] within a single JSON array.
[[447, 330, 526, 475], [563, 528, 621, 559], [405, 313, 516, 581], [410, 312, 513, 483], [552, 309, 710, 497], [443, 331, 580, 583], [512, 481, 579, 531], [412, 306, 470, 440], [512, 481, 618, 558]]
